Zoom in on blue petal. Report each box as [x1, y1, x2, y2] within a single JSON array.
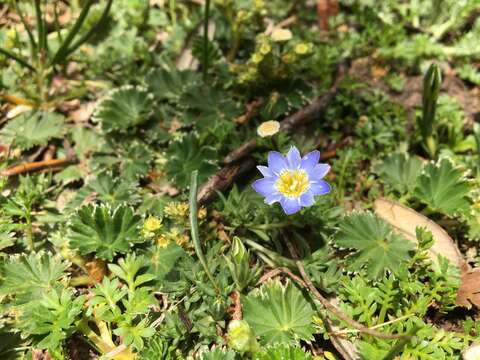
[[308, 163, 330, 180], [300, 150, 320, 172], [257, 165, 275, 178], [299, 191, 315, 207], [309, 180, 331, 195], [252, 178, 276, 196], [286, 146, 301, 169], [265, 192, 282, 205], [268, 151, 288, 175], [280, 197, 302, 215]]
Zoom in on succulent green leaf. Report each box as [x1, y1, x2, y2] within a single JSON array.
[[414, 159, 471, 216], [68, 204, 143, 261], [335, 212, 414, 279], [93, 85, 154, 133], [243, 280, 316, 345]]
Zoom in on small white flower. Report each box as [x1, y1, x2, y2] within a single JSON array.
[[271, 28, 292, 42], [257, 120, 280, 137], [464, 344, 480, 360]]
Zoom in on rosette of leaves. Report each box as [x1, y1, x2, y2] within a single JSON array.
[[68, 204, 143, 261], [242, 280, 316, 345], [334, 212, 414, 279], [147, 67, 199, 102], [0, 111, 64, 150], [164, 134, 218, 188], [253, 345, 313, 360], [93, 85, 154, 133], [414, 159, 471, 216]]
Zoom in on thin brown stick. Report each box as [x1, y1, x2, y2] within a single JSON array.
[[0, 156, 76, 177], [283, 236, 410, 341], [256, 267, 307, 288], [229, 290, 242, 320]]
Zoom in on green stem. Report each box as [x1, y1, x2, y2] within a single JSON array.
[[244, 238, 295, 267], [0, 47, 36, 72], [34, 0, 47, 53], [25, 209, 34, 252], [202, 0, 211, 81], [64, 0, 114, 60], [189, 170, 220, 293], [14, 1, 37, 57], [50, 0, 95, 66], [169, 0, 177, 27]]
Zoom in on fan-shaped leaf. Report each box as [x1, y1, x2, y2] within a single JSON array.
[[243, 280, 316, 345], [376, 153, 423, 194], [93, 85, 154, 133], [414, 159, 471, 216], [335, 212, 414, 279], [68, 204, 143, 261]]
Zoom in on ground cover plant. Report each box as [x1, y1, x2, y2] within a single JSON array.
[[1, 0, 480, 359]]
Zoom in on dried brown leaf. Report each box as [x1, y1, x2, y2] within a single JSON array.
[[374, 198, 463, 267]]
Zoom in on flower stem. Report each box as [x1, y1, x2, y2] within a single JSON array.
[[189, 170, 220, 293], [202, 0, 211, 81]]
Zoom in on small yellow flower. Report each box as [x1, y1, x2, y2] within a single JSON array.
[[251, 53, 264, 64], [281, 53, 295, 64], [259, 42, 272, 55], [294, 43, 311, 55], [164, 202, 189, 219], [198, 207, 207, 220], [156, 235, 170, 248], [271, 28, 292, 42], [257, 120, 280, 137], [143, 216, 162, 232]]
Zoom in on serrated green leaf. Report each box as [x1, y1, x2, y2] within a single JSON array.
[[335, 212, 414, 279], [243, 280, 316, 345], [0, 111, 64, 150], [253, 344, 313, 360], [376, 153, 423, 193], [68, 204, 143, 261], [414, 159, 471, 216], [146, 67, 199, 101], [19, 288, 85, 351], [165, 134, 218, 188], [198, 348, 239, 360], [0, 252, 70, 305], [93, 85, 154, 133]]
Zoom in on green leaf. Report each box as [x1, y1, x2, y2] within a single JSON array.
[[93, 85, 154, 133], [18, 288, 85, 351], [0, 252, 70, 305], [335, 212, 414, 279], [113, 318, 155, 351], [414, 159, 471, 216], [87, 277, 126, 322], [68, 204, 143, 261], [165, 134, 218, 188], [198, 348, 239, 360], [140, 336, 179, 360], [147, 67, 199, 101], [253, 344, 313, 360], [243, 280, 316, 345], [376, 153, 423, 194], [0, 111, 64, 150], [108, 253, 156, 292], [145, 243, 185, 283]]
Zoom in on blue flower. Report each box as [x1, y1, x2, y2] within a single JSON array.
[[252, 146, 331, 215]]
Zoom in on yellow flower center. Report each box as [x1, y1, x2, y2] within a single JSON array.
[[276, 170, 309, 198]]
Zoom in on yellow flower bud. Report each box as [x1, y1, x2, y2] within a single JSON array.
[[257, 120, 280, 137], [271, 28, 292, 42]]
